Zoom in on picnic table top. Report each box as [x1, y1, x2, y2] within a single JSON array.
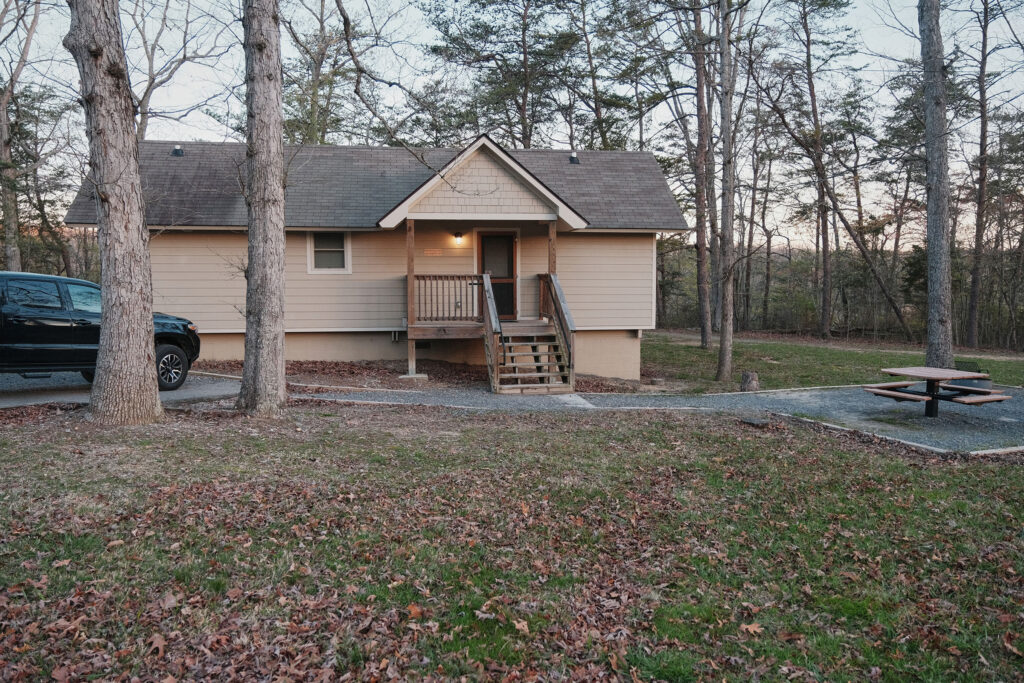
[[881, 366, 990, 381]]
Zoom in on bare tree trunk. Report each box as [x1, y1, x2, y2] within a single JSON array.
[[1, 0, 40, 271], [692, 6, 712, 348], [237, 0, 287, 415], [1, 99, 20, 271], [716, 0, 736, 382], [966, 0, 990, 348], [64, 0, 162, 425], [760, 155, 773, 328], [762, 232, 772, 327], [919, 0, 955, 367]]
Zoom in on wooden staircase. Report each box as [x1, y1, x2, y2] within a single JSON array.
[[494, 321, 572, 394]]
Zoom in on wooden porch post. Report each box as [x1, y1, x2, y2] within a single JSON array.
[[406, 218, 416, 375], [547, 220, 557, 274]]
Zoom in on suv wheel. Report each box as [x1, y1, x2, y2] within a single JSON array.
[[156, 344, 189, 391]]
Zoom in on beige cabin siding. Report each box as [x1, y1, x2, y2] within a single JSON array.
[[149, 226, 655, 333], [150, 231, 409, 332], [411, 149, 553, 215], [557, 233, 655, 329]]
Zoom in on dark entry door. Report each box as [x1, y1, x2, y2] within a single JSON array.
[[479, 233, 517, 319]]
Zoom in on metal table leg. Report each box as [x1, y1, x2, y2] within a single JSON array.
[[925, 379, 939, 417]]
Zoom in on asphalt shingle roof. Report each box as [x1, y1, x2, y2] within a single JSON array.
[[64, 140, 686, 231]]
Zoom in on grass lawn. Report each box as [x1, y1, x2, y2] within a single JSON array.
[[643, 333, 1024, 393], [1, 402, 1022, 680]]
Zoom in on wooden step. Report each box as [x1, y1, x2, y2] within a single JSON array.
[[950, 393, 1011, 405], [500, 362, 564, 369], [496, 384, 574, 395], [864, 387, 930, 402], [505, 351, 561, 357], [498, 371, 567, 379]]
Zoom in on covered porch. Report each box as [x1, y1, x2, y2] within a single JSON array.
[[402, 218, 576, 394]]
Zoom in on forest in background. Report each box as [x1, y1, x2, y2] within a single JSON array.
[[1, 0, 1023, 349]]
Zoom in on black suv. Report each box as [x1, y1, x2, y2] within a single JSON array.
[[0, 271, 200, 390]]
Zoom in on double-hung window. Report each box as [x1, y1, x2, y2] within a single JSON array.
[[307, 232, 351, 274]]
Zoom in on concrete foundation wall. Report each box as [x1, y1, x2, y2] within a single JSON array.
[[572, 330, 641, 380], [197, 330, 638, 379]]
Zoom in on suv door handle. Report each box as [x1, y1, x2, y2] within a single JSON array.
[[73, 319, 95, 325], [8, 316, 28, 323]]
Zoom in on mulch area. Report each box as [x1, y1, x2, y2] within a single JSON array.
[[193, 359, 640, 393]]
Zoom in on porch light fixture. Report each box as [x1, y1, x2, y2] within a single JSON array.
[[454, 231, 464, 245]]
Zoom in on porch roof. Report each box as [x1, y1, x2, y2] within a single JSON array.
[[65, 136, 687, 232]]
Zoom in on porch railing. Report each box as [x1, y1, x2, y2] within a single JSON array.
[[481, 274, 503, 392], [539, 273, 575, 386], [413, 274, 483, 323]]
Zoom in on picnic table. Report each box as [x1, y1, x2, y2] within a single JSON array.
[[863, 366, 1011, 417]]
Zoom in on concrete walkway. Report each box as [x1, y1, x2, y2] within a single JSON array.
[[0, 372, 241, 409], [299, 383, 1024, 454]]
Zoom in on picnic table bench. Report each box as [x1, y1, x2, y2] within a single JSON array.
[[864, 367, 1010, 417]]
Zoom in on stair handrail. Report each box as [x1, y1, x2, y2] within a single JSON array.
[[539, 273, 575, 386], [481, 274, 503, 392]]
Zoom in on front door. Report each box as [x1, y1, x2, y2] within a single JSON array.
[[479, 233, 516, 319]]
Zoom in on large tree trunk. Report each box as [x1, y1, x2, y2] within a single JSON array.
[[237, 0, 287, 415], [919, 0, 955, 368], [692, 7, 713, 348], [64, 0, 162, 425], [716, 0, 736, 382], [966, 0, 990, 348]]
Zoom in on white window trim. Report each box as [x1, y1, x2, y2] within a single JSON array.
[[306, 231, 352, 274]]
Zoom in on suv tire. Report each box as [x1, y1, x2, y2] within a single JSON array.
[[156, 344, 189, 391]]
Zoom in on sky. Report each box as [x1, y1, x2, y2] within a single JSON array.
[[24, 0, 1014, 145]]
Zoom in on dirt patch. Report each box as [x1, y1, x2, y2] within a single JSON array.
[[195, 359, 670, 394], [0, 403, 84, 426]]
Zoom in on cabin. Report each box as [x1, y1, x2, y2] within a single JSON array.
[[65, 134, 686, 394]]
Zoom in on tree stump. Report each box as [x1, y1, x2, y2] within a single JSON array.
[[740, 371, 759, 392]]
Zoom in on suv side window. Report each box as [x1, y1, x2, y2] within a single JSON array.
[[7, 279, 64, 310], [66, 284, 102, 313]]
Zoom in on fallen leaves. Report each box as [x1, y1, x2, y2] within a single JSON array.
[[1, 405, 1022, 681], [147, 633, 166, 658], [740, 622, 764, 636]]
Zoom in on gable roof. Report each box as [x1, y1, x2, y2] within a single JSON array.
[[64, 138, 686, 232], [378, 135, 587, 230]]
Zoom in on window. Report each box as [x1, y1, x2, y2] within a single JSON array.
[[308, 232, 351, 273], [7, 279, 63, 309], [67, 284, 102, 313]]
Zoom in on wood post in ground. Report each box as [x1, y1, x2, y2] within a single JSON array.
[[740, 371, 759, 392]]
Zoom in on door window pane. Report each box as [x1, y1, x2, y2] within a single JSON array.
[[8, 279, 63, 309], [67, 284, 102, 313], [482, 237, 512, 278]]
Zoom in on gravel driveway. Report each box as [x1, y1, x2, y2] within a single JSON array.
[[0, 372, 240, 409]]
